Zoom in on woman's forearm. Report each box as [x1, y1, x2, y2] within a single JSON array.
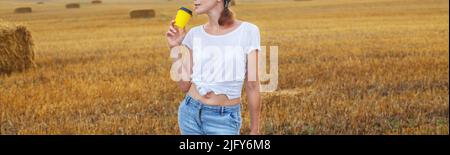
[[170, 46, 192, 93], [245, 50, 261, 134], [247, 85, 261, 134]]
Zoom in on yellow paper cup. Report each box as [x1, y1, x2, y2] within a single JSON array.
[[174, 7, 192, 29]]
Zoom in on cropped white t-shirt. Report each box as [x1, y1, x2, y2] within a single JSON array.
[[182, 22, 261, 99]]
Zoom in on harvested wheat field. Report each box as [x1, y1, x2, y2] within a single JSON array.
[[0, 21, 35, 75], [0, 0, 448, 135]]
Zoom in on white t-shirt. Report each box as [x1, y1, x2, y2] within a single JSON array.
[[182, 21, 261, 99]]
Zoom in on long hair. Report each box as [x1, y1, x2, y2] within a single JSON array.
[[218, 0, 235, 26]]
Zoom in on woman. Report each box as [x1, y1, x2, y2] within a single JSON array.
[[166, 0, 261, 135]]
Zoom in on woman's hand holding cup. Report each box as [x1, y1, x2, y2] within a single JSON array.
[[166, 20, 186, 49]]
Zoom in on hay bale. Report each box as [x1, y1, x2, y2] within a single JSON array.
[[0, 21, 36, 74], [37, 2, 44, 4], [231, 0, 236, 6], [129, 9, 155, 19], [14, 7, 32, 14], [92, 0, 102, 4], [66, 3, 80, 9]]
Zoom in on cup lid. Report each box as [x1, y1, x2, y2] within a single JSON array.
[[179, 7, 192, 15]]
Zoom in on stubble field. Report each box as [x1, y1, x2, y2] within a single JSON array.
[[0, 0, 448, 134]]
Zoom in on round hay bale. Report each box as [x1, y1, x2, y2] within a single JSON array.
[[37, 2, 44, 5], [231, 0, 236, 6], [129, 9, 155, 19], [0, 21, 36, 74], [92, 0, 102, 4], [66, 3, 80, 9], [14, 7, 32, 14]]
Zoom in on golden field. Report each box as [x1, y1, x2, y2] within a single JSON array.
[[0, 0, 448, 135]]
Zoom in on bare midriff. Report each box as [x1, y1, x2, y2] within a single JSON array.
[[188, 83, 241, 106]]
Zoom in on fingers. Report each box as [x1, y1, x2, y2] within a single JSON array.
[[167, 20, 178, 36], [170, 26, 178, 34], [166, 31, 175, 37], [168, 20, 180, 34], [167, 20, 183, 37], [167, 26, 178, 37]]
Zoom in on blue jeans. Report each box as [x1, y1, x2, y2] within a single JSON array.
[[178, 95, 242, 135]]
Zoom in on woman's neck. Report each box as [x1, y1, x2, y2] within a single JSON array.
[[205, 17, 237, 33], [206, 7, 223, 32], [206, 2, 240, 32]]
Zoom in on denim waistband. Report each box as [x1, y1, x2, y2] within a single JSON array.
[[184, 95, 241, 113]]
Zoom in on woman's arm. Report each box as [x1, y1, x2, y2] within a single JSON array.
[[166, 20, 192, 93], [245, 50, 261, 135], [171, 46, 193, 93]]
